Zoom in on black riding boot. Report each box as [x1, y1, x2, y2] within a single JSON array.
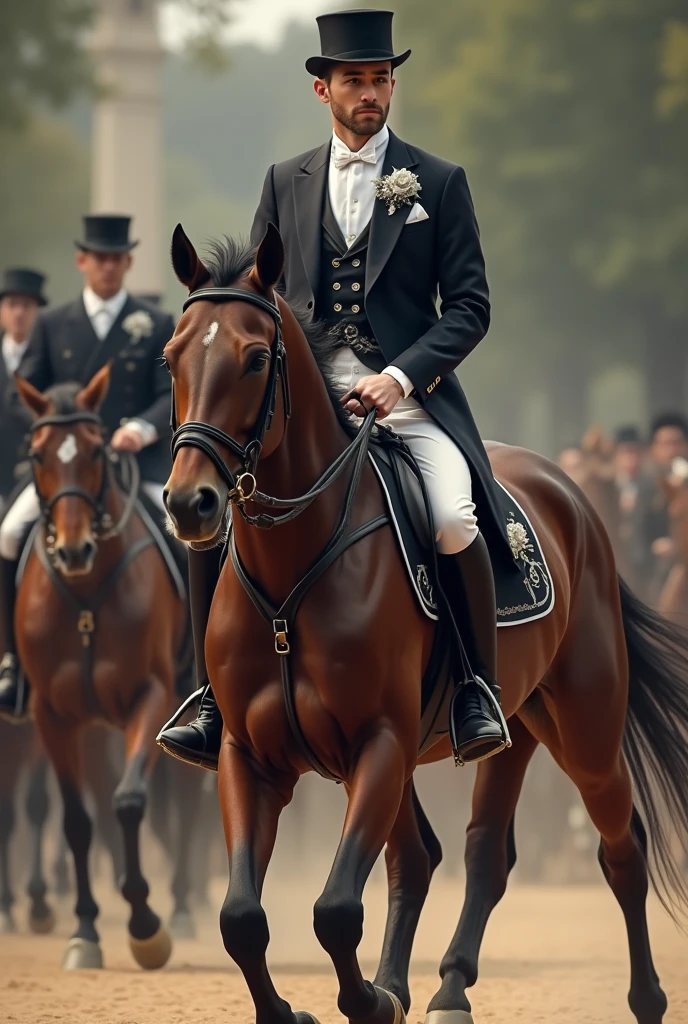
[[157, 546, 224, 771], [440, 532, 507, 764], [0, 554, 29, 723]]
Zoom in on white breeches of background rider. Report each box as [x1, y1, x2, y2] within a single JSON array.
[[0, 481, 166, 560], [326, 346, 479, 555]]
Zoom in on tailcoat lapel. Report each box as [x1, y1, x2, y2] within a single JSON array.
[[365, 131, 418, 298], [292, 140, 331, 300]]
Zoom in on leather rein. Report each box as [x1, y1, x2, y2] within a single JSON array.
[[28, 410, 153, 716], [172, 285, 389, 780]]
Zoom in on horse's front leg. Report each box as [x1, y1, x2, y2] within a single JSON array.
[[24, 752, 55, 933], [314, 727, 408, 1024], [114, 677, 172, 970], [218, 743, 307, 1024]]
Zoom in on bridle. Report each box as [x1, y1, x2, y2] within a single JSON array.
[[170, 286, 377, 530], [29, 410, 140, 558], [171, 287, 292, 520]]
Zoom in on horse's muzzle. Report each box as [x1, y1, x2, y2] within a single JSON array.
[[54, 540, 96, 577], [163, 484, 223, 542]]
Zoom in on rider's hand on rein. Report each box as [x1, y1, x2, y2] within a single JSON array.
[[342, 373, 404, 420]]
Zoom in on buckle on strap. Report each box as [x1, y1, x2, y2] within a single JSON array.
[[273, 619, 290, 655], [78, 610, 95, 647]]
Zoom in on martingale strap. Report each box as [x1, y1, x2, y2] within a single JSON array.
[[34, 533, 154, 717]]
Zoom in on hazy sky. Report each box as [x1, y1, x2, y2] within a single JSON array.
[[161, 0, 329, 51]]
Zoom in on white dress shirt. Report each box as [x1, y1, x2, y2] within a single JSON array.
[[82, 286, 128, 341], [82, 287, 157, 446], [328, 126, 413, 399], [2, 334, 30, 376]]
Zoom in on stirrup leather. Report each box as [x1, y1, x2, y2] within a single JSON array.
[[450, 675, 512, 767]]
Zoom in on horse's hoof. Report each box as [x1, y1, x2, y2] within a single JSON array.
[[294, 1014, 322, 1024], [0, 910, 16, 934], [29, 905, 56, 934], [424, 1012, 475, 1024], [375, 988, 406, 1024], [129, 924, 173, 970], [169, 909, 196, 940], [62, 937, 104, 970]]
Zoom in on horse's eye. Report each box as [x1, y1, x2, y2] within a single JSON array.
[[91, 445, 104, 461], [249, 352, 270, 373], [29, 449, 43, 465]]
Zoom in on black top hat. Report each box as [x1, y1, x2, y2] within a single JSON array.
[[75, 214, 139, 253], [0, 268, 48, 307], [306, 9, 411, 78]]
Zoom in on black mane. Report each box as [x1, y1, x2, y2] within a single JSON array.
[[202, 236, 355, 434]]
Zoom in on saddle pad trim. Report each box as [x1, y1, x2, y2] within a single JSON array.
[[368, 452, 439, 622], [494, 480, 556, 627]]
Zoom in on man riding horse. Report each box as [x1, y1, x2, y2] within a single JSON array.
[[0, 215, 175, 722], [161, 8, 514, 768]]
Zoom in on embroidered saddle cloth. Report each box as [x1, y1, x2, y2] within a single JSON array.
[[368, 431, 555, 628]]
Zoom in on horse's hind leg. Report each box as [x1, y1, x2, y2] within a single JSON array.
[[114, 679, 172, 971], [167, 757, 201, 939], [0, 721, 26, 933], [425, 716, 538, 1023], [24, 752, 55, 933], [373, 780, 443, 1013], [33, 700, 102, 969]]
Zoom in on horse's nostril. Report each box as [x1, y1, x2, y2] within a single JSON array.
[[82, 540, 96, 563], [197, 486, 220, 521]]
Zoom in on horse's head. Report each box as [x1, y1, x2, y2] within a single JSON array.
[[163, 223, 287, 546], [15, 366, 111, 577]]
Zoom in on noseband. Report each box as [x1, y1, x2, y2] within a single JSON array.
[[29, 410, 140, 554], [171, 287, 291, 511]]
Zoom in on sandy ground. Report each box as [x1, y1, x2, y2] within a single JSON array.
[[1, 874, 686, 1024]]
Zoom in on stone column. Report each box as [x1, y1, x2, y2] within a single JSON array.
[[89, 0, 164, 300]]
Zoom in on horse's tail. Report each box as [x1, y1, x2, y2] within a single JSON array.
[[619, 575, 688, 918]]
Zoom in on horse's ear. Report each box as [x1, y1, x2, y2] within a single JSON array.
[[171, 223, 211, 292], [250, 223, 284, 293], [76, 363, 111, 413], [14, 374, 50, 420]]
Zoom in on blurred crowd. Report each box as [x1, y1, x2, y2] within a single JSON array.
[[558, 416, 688, 615]]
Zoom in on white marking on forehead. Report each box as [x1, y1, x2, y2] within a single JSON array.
[[202, 321, 219, 348], [57, 433, 78, 465]]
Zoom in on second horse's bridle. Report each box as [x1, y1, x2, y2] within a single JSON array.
[[29, 411, 140, 555]]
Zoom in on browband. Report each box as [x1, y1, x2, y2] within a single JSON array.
[[182, 287, 282, 323], [32, 411, 103, 432]]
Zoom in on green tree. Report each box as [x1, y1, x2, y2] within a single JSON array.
[[381, 0, 688, 447]]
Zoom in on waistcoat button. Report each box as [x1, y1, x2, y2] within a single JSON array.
[[332, 259, 340, 268], [334, 303, 343, 312], [352, 259, 361, 268], [333, 282, 341, 291], [351, 304, 361, 314], [351, 282, 361, 292]]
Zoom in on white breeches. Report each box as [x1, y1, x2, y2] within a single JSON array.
[[326, 347, 479, 555], [0, 481, 166, 560]]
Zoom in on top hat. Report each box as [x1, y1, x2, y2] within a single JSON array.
[[306, 9, 411, 78], [0, 267, 48, 307], [74, 214, 139, 253]]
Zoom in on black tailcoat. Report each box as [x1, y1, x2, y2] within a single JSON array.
[[16, 295, 175, 483], [251, 130, 511, 562], [0, 337, 31, 500]]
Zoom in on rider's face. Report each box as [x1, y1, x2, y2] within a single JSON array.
[[315, 63, 394, 138], [75, 250, 132, 300], [0, 294, 40, 342]]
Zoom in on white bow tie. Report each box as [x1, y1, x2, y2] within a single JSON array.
[[332, 147, 378, 170]]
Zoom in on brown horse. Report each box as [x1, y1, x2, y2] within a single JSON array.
[[13, 366, 201, 970], [163, 225, 688, 1024], [658, 471, 688, 628]]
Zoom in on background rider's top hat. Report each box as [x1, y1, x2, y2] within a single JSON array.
[[75, 214, 139, 253], [305, 9, 411, 78], [0, 268, 48, 307]]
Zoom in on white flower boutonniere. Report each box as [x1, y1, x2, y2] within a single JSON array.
[[372, 167, 422, 216], [122, 310, 154, 344]]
